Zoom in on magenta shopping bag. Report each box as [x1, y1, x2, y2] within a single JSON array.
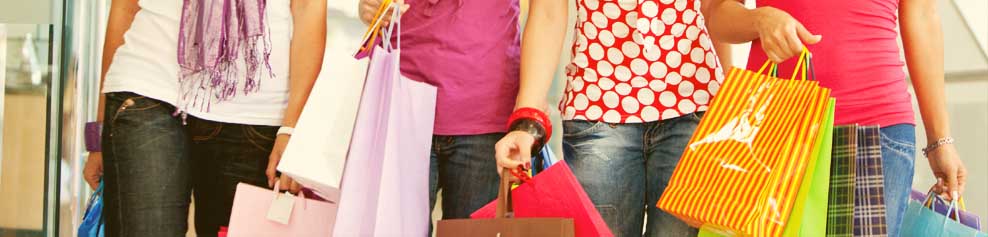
[[226, 183, 338, 237], [332, 4, 437, 236], [470, 163, 613, 237]]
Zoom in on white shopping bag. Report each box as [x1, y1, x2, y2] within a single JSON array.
[[277, 13, 369, 202]]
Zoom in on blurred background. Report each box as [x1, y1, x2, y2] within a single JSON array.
[[0, 0, 983, 236]]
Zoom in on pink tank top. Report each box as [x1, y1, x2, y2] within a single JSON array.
[[746, 0, 915, 127]]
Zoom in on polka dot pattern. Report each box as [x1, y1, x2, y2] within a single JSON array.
[[561, 0, 725, 123]]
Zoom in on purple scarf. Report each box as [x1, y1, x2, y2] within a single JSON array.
[[178, 0, 272, 111]]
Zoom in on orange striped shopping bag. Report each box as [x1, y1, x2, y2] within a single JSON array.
[[657, 49, 832, 237]]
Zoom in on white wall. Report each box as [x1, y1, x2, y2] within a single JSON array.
[[953, 0, 988, 55]]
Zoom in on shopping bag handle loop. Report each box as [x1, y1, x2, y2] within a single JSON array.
[[494, 166, 533, 219], [380, 3, 402, 51], [921, 189, 962, 221], [270, 178, 308, 210], [756, 47, 815, 81], [355, 0, 396, 57]]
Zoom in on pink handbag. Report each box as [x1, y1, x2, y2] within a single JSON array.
[[227, 182, 338, 236]]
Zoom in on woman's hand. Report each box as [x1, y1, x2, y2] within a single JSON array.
[[494, 131, 535, 182], [358, 0, 409, 26], [926, 144, 966, 201], [266, 134, 302, 194], [83, 152, 104, 189], [753, 7, 822, 63]]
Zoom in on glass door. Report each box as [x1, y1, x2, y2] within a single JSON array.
[[1, 0, 83, 236], [0, 23, 55, 237]]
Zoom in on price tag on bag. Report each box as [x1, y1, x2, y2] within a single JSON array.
[[266, 192, 295, 225]]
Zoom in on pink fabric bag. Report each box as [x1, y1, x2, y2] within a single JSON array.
[[226, 183, 338, 236], [332, 4, 437, 236]]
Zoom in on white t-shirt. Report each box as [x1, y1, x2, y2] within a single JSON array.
[[103, 0, 293, 126]]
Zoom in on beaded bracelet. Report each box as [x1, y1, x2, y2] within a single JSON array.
[[923, 137, 955, 157]]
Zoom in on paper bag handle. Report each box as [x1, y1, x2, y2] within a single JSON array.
[[756, 47, 815, 81], [270, 179, 308, 210], [355, 0, 395, 56], [494, 167, 534, 219], [495, 169, 514, 219]]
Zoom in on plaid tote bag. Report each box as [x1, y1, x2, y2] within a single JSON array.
[[828, 125, 858, 237], [854, 125, 888, 237]]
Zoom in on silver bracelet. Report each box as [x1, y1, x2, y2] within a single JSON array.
[[922, 137, 955, 157]]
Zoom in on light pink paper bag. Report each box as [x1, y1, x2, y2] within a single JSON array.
[[332, 4, 437, 236], [227, 183, 338, 237]]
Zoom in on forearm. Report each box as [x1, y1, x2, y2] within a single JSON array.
[[282, 0, 328, 127], [514, 0, 569, 110], [900, 1, 950, 140], [705, 0, 761, 44], [714, 41, 732, 69], [97, 0, 141, 122]]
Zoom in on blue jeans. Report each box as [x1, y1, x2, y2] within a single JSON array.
[[879, 124, 917, 237], [428, 133, 504, 220], [563, 112, 704, 237], [101, 92, 192, 237], [186, 116, 280, 237]]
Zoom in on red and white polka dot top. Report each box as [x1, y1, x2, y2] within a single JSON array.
[[560, 0, 725, 123]]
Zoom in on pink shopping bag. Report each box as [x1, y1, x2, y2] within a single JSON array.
[[332, 3, 437, 236], [471, 163, 613, 237], [226, 183, 337, 237]]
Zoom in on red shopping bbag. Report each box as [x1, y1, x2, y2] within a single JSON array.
[[471, 163, 612, 237]]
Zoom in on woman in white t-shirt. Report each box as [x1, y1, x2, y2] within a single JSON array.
[[81, 0, 326, 236]]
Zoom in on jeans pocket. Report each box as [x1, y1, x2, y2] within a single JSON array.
[[108, 93, 162, 124], [563, 120, 609, 139], [881, 132, 916, 158], [188, 119, 223, 142], [244, 125, 277, 142], [243, 125, 278, 152]]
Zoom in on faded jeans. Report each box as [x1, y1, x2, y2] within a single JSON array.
[[563, 112, 704, 237]]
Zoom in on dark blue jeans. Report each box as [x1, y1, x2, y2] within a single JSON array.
[[428, 133, 504, 221], [101, 92, 280, 237], [563, 112, 704, 237], [102, 92, 192, 237], [186, 116, 279, 237], [879, 124, 917, 237]]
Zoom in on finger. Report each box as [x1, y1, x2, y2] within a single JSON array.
[[289, 180, 302, 194], [497, 145, 526, 172], [361, 12, 374, 25], [86, 178, 98, 190], [795, 23, 822, 44], [494, 139, 516, 173], [516, 139, 534, 168], [945, 169, 960, 201], [784, 28, 805, 57], [278, 176, 292, 192], [937, 177, 948, 194], [773, 34, 796, 62], [266, 154, 280, 188], [761, 40, 783, 63], [400, 3, 411, 15], [360, 3, 377, 25], [957, 167, 967, 196]]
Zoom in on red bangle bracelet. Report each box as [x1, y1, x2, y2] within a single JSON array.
[[507, 107, 552, 142]]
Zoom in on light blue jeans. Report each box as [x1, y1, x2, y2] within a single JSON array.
[[563, 112, 704, 237], [879, 124, 917, 237]]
